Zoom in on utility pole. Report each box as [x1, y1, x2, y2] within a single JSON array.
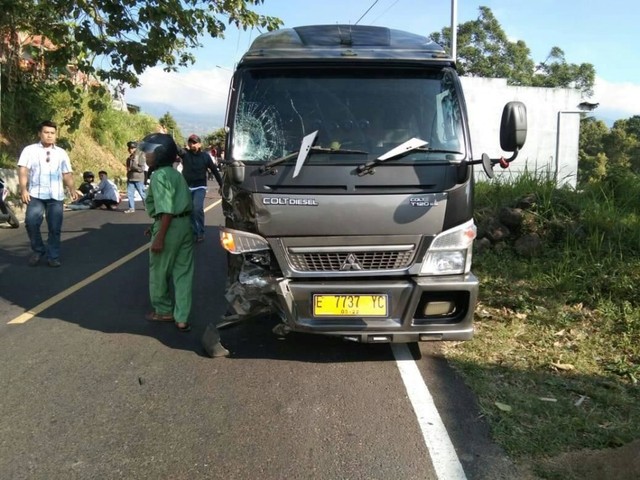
[[451, 0, 458, 61]]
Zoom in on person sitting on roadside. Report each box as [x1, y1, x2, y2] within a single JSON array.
[[68, 171, 97, 210], [78, 171, 96, 197], [91, 171, 120, 210]]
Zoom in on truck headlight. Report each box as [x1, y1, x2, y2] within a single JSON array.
[[421, 220, 476, 275], [220, 227, 270, 254]]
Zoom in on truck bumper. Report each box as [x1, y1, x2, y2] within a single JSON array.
[[272, 274, 478, 343]]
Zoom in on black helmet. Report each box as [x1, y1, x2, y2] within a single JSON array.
[[137, 133, 177, 167], [83, 171, 95, 182], [127, 141, 137, 149]]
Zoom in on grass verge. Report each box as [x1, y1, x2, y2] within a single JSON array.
[[443, 172, 640, 470]]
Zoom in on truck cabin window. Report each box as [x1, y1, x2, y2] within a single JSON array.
[[231, 68, 466, 163]]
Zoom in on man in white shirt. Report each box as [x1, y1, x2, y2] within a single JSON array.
[[18, 120, 77, 267], [91, 171, 120, 210]]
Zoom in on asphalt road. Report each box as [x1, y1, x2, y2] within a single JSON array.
[[0, 189, 522, 480]]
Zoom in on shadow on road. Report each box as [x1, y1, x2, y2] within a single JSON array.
[[218, 313, 396, 363], [0, 210, 399, 363], [0, 211, 228, 357]]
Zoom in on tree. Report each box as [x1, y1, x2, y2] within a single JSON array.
[[158, 112, 181, 140], [204, 127, 226, 149], [430, 6, 595, 96], [578, 116, 640, 184], [0, 0, 282, 89], [578, 117, 609, 184], [532, 47, 595, 96], [621, 115, 640, 140], [604, 119, 640, 172], [0, 1, 282, 135]]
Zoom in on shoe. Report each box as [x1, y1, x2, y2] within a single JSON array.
[[176, 322, 192, 332], [123, 208, 135, 213], [145, 311, 174, 322], [47, 258, 61, 268], [28, 253, 43, 266]]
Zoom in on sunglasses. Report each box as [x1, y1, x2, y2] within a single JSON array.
[[46, 151, 50, 163]]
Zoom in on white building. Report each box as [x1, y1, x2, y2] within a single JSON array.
[[462, 77, 590, 187]]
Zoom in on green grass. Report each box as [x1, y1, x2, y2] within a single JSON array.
[[444, 171, 640, 460], [0, 152, 15, 170]]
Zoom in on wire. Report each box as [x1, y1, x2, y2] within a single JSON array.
[[370, 0, 402, 25], [354, 0, 380, 25]]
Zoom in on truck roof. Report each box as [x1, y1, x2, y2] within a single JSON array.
[[239, 24, 451, 65]]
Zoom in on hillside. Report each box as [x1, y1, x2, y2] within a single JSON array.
[[0, 91, 162, 190], [63, 130, 127, 186]]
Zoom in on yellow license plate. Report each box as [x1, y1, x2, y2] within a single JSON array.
[[313, 294, 388, 317]]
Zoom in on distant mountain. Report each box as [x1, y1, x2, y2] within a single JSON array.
[[130, 101, 225, 135]]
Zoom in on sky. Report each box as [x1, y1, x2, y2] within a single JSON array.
[[126, 0, 640, 130]]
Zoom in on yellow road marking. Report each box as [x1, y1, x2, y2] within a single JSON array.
[[8, 199, 222, 325]]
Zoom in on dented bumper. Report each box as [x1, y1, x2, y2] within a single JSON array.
[[225, 259, 478, 343]]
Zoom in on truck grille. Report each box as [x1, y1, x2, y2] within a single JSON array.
[[288, 248, 415, 272]]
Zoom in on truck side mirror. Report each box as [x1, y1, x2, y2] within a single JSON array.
[[500, 101, 527, 152], [481, 153, 494, 179], [473, 101, 528, 178]]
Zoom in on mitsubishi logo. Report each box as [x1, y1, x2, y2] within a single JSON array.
[[340, 253, 362, 271]]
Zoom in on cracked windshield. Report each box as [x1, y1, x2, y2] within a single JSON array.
[[231, 68, 467, 164]]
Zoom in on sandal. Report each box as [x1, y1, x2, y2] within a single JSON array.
[[145, 312, 174, 322], [176, 322, 191, 332]]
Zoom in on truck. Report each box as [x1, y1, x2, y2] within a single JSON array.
[[218, 24, 527, 343]]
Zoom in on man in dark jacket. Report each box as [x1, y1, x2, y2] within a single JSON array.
[[179, 134, 222, 242], [124, 140, 146, 213]]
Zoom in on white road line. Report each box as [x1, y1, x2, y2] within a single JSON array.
[[391, 344, 467, 480], [7, 200, 222, 325]]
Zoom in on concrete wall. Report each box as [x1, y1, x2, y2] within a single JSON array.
[[461, 77, 583, 187]]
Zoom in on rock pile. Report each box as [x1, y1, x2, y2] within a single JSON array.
[[474, 193, 582, 258]]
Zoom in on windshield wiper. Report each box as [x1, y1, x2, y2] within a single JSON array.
[[259, 130, 319, 175], [357, 137, 427, 175], [260, 134, 368, 175], [259, 152, 298, 173], [356, 138, 463, 176], [292, 130, 318, 178]]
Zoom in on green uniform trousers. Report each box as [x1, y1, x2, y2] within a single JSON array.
[[149, 216, 194, 323]]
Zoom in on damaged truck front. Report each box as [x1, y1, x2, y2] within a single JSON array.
[[219, 25, 527, 343]]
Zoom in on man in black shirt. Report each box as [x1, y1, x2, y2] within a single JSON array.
[[179, 134, 222, 242]]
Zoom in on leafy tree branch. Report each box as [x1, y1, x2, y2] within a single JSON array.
[[0, 0, 282, 89], [430, 6, 595, 96]]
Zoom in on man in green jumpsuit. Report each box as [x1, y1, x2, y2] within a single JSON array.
[[139, 133, 194, 331]]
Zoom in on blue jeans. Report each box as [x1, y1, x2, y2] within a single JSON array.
[[25, 197, 64, 260], [127, 181, 146, 210], [190, 188, 206, 237]]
